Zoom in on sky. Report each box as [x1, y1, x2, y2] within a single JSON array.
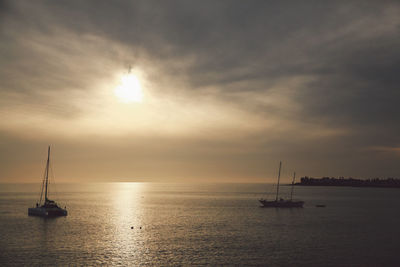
[[0, 0, 399, 183]]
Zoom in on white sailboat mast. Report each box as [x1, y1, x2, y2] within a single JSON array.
[[290, 172, 296, 201], [275, 161, 282, 201], [44, 146, 50, 202]]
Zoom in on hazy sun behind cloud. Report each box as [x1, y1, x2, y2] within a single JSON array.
[[114, 73, 143, 103]]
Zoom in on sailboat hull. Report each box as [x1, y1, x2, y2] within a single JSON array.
[[28, 207, 67, 217], [259, 199, 304, 208]]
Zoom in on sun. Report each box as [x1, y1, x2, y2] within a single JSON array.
[[114, 74, 143, 103]]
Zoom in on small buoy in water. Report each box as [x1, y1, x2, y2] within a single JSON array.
[[131, 226, 134, 229]]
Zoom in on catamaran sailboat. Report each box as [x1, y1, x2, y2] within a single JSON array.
[[259, 161, 304, 208], [28, 146, 67, 217]]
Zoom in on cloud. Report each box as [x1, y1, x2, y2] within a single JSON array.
[[1, 0, 400, 181]]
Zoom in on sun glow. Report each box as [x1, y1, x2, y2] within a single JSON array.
[[114, 74, 143, 103]]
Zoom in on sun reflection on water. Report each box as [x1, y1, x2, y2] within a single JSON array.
[[109, 183, 147, 263]]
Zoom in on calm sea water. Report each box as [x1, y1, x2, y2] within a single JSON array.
[[1, 183, 400, 266]]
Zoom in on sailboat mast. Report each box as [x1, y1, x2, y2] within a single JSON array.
[[275, 161, 282, 201], [44, 146, 50, 202], [290, 172, 296, 201]]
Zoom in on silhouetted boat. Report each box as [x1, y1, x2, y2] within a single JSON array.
[[28, 146, 67, 217], [259, 161, 304, 208]]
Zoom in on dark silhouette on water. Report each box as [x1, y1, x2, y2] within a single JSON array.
[[259, 161, 304, 208], [297, 176, 400, 188], [28, 146, 67, 217]]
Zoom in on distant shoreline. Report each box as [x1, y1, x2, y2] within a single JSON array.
[[295, 176, 400, 188]]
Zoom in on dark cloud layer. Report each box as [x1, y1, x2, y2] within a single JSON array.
[[1, 0, 399, 182]]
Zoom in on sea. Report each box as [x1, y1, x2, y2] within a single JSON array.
[[1, 183, 400, 266]]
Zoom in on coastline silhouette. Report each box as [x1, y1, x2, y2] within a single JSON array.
[[297, 176, 400, 188]]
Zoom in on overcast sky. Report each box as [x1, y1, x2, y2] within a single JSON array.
[[1, 0, 399, 183]]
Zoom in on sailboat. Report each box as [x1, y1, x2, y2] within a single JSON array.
[[259, 161, 304, 208], [28, 146, 68, 217]]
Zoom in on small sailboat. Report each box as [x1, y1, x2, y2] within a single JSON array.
[[28, 146, 67, 217], [259, 161, 304, 208]]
